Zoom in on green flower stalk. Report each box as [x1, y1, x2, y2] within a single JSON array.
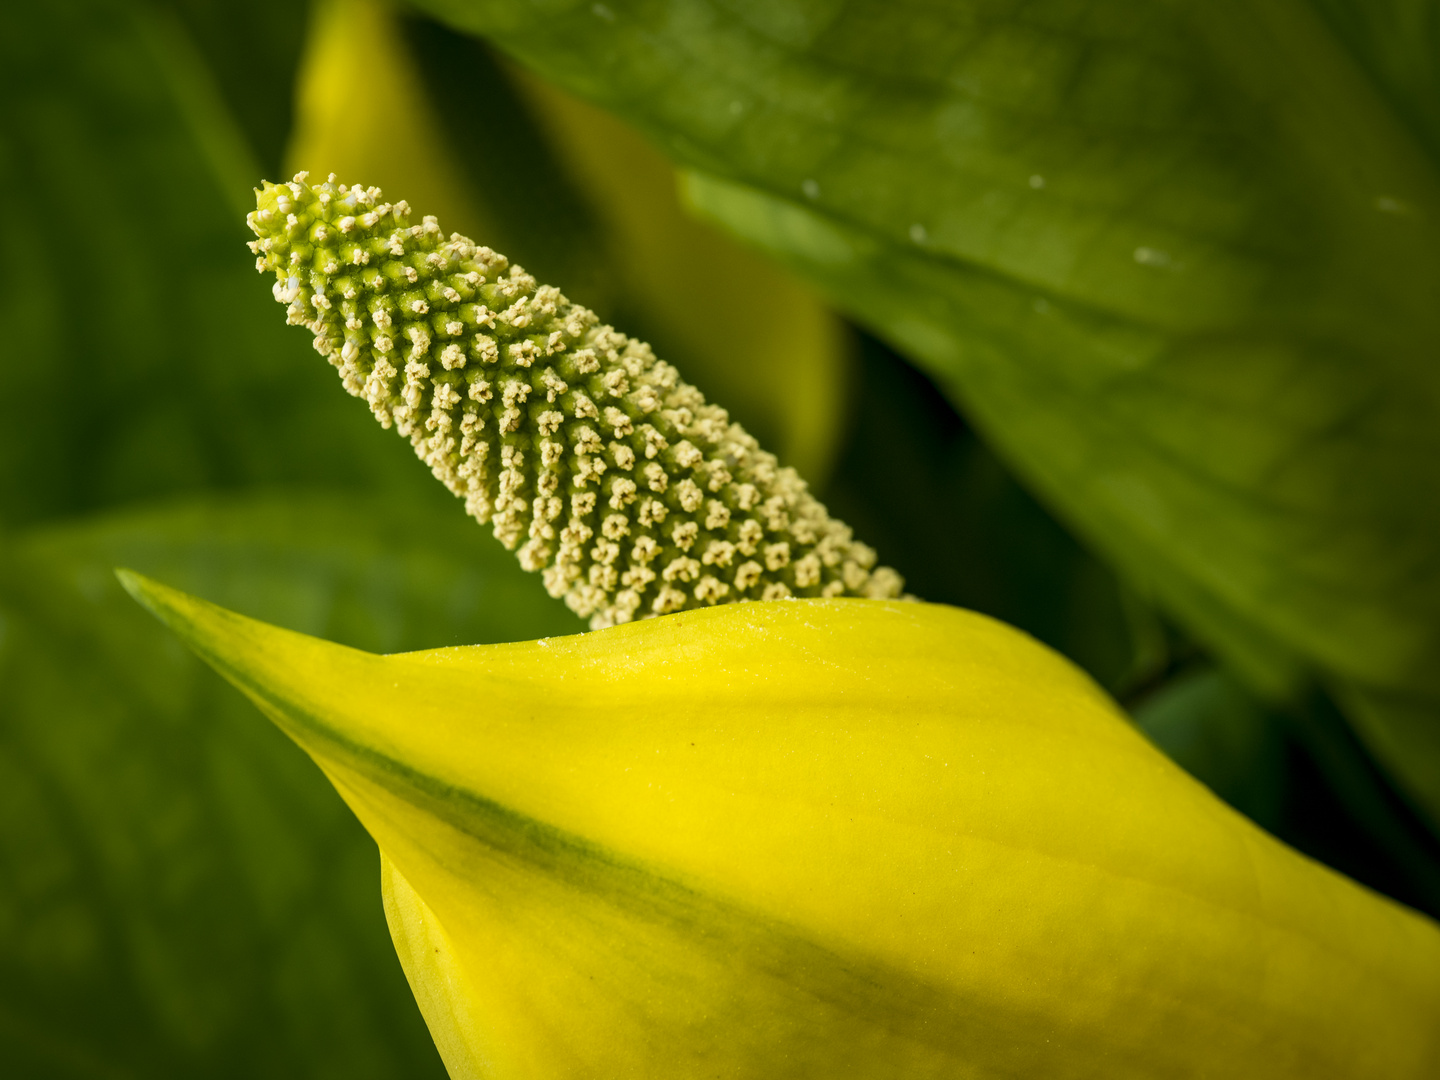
[[247, 172, 902, 627]]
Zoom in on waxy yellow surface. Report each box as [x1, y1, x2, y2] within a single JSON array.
[[120, 571, 1440, 1078]]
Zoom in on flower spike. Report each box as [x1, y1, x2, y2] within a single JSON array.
[[248, 172, 903, 627]]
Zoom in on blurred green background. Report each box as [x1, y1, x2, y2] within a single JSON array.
[[3, 0, 1439, 1074]]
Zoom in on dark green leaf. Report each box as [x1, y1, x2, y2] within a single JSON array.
[[149, 0, 313, 179], [0, 0, 429, 529], [0, 491, 580, 1076], [412, 0, 1440, 825], [1309, 0, 1440, 160]]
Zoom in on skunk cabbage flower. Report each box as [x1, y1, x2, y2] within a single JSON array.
[[124, 173, 1440, 1077], [122, 573, 1440, 1079]]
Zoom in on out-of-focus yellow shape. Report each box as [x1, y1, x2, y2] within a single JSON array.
[[120, 569, 1440, 1079], [285, 0, 498, 244], [510, 68, 849, 484], [284, 0, 849, 484]]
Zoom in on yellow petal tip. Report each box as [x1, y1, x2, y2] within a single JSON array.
[[115, 567, 178, 625], [116, 568, 251, 666]]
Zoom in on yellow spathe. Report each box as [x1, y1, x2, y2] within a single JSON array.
[[119, 570, 1440, 1078]]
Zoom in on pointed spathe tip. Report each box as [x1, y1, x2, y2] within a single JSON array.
[[115, 568, 212, 645], [113, 569, 383, 760], [116, 567, 178, 625], [115, 568, 232, 670], [114, 565, 143, 597], [113, 568, 314, 685]]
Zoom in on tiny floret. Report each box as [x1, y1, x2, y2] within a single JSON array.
[[249, 174, 904, 627]]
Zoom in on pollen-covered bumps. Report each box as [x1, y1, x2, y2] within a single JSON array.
[[248, 173, 904, 627]]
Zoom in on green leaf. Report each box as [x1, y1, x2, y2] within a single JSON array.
[[0, 491, 579, 1075], [411, 0, 1440, 824], [149, 0, 314, 179], [1308, 1, 1440, 160], [0, 0, 429, 529]]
